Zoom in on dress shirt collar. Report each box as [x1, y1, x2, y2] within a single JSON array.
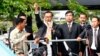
[[92, 26, 99, 31], [44, 20, 53, 27], [14, 28, 24, 33], [67, 21, 73, 27]]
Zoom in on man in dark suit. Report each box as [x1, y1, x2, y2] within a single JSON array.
[[79, 13, 90, 31], [78, 13, 90, 56], [78, 16, 100, 56], [58, 11, 81, 56], [34, 3, 60, 56]]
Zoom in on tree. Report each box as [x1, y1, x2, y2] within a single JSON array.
[[0, 0, 52, 33], [0, 0, 52, 21], [67, 0, 87, 15]]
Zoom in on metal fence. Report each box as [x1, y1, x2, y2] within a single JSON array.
[[25, 39, 88, 56]]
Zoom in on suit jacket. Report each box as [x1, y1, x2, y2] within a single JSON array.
[[27, 14, 32, 28], [26, 15, 33, 40], [80, 23, 91, 32], [58, 22, 81, 55], [79, 27, 100, 52], [35, 14, 60, 56], [25, 26, 33, 40], [79, 23, 91, 52]]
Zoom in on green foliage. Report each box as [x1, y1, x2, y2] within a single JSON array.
[[0, 0, 52, 20], [32, 22, 38, 33], [0, 0, 52, 32], [0, 21, 7, 31], [67, 0, 88, 22], [0, 0, 89, 32], [0, 0, 29, 20], [89, 10, 100, 16], [67, 0, 87, 15], [55, 3, 63, 9], [0, 21, 12, 31]]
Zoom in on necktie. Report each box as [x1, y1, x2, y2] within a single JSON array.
[[94, 28, 97, 47], [91, 28, 98, 50], [68, 23, 71, 31], [45, 22, 52, 41], [47, 27, 52, 41]]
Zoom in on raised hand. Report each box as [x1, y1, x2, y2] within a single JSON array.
[[34, 3, 40, 12]]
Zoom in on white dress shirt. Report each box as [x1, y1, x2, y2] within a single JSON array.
[[42, 42, 52, 56], [67, 22, 73, 31], [67, 22, 73, 28], [44, 21, 53, 41], [91, 27, 99, 50]]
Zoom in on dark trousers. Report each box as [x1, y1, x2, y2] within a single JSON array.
[[88, 48, 98, 56]]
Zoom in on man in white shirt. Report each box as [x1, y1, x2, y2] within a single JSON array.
[[78, 16, 100, 56], [10, 18, 30, 55]]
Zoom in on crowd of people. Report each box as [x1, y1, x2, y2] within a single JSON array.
[[1, 3, 100, 56]]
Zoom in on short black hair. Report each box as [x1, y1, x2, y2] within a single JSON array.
[[17, 12, 26, 18], [92, 16, 100, 21], [79, 12, 88, 18], [15, 18, 25, 25], [44, 10, 53, 17], [65, 10, 74, 16]]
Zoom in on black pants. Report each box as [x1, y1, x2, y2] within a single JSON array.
[[88, 49, 98, 56]]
